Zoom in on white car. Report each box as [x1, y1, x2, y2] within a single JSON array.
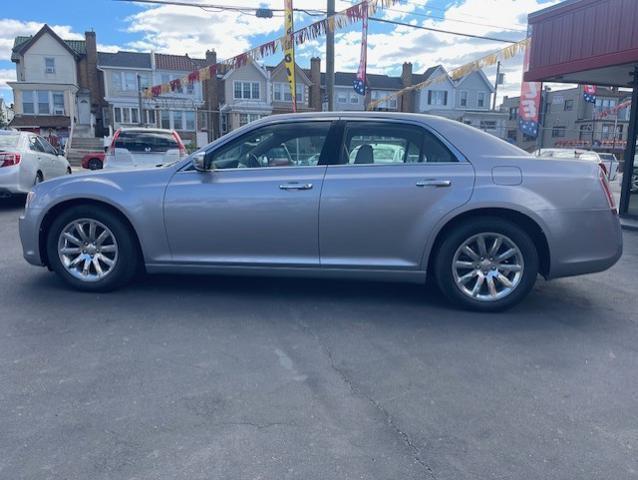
[[533, 148, 619, 181], [0, 130, 71, 197], [104, 128, 187, 170]]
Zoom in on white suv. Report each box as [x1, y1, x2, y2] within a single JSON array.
[[104, 128, 187, 170]]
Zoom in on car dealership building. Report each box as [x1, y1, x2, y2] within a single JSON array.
[[525, 0, 638, 218]]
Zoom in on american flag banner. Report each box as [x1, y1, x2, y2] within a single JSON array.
[[583, 85, 597, 103], [353, 1, 368, 96], [517, 41, 540, 138]]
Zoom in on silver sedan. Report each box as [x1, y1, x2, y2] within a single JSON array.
[[19, 113, 622, 311]]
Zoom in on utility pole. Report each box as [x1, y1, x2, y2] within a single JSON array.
[[492, 61, 501, 110], [137, 74, 144, 126], [619, 67, 638, 215], [326, 0, 335, 111]]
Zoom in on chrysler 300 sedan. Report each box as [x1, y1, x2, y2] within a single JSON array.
[[19, 113, 622, 311]]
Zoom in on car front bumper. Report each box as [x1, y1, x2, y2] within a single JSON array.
[[19, 208, 45, 266]]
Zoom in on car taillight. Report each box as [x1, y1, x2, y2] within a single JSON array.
[[599, 164, 616, 213], [172, 131, 186, 156], [0, 152, 21, 167]]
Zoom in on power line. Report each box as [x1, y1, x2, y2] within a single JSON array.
[[369, 17, 523, 44], [400, 0, 528, 29]]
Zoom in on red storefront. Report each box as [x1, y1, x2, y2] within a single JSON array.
[[525, 0, 638, 217]]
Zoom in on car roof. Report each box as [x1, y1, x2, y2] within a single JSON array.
[[117, 127, 175, 134]]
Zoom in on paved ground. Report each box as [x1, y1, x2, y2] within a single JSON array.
[[1, 195, 637, 480]]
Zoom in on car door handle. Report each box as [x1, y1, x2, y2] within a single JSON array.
[[416, 179, 452, 188], [279, 183, 313, 190]]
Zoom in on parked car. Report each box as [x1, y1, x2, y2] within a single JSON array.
[[81, 151, 105, 170], [19, 113, 622, 311], [632, 166, 638, 193], [103, 128, 187, 170], [532, 148, 619, 181], [0, 130, 71, 197]]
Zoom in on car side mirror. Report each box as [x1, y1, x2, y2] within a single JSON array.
[[192, 151, 213, 172]]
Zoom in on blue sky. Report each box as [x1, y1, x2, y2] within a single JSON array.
[[0, 0, 557, 105]]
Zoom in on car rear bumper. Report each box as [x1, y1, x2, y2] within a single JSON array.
[[0, 166, 28, 195], [19, 208, 44, 266], [546, 208, 623, 279]]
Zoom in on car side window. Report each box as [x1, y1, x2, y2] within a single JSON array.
[[39, 137, 57, 155], [28, 136, 44, 153], [341, 122, 457, 165], [209, 122, 331, 170]]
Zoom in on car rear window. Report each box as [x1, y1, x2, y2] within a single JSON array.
[[0, 134, 20, 149], [114, 131, 178, 153]]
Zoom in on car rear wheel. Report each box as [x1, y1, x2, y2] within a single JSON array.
[[88, 158, 102, 170], [434, 217, 539, 312], [46, 206, 139, 292]]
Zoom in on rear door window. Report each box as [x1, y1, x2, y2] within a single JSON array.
[[341, 122, 458, 165], [115, 131, 179, 153]]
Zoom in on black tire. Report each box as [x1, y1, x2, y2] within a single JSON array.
[[66, 167, 72, 175], [433, 217, 539, 312], [88, 158, 102, 170], [46, 206, 140, 292]]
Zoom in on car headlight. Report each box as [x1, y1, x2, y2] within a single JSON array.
[[25, 190, 36, 209]]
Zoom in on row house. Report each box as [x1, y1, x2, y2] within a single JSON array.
[[218, 57, 322, 135], [502, 86, 631, 155], [97, 51, 210, 146], [8, 25, 100, 147]]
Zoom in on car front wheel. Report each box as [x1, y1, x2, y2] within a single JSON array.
[[434, 217, 539, 311], [46, 206, 139, 291]]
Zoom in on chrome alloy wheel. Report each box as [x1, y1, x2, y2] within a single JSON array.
[[57, 219, 118, 282], [452, 232, 524, 302]]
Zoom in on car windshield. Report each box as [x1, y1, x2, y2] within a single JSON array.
[[598, 153, 615, 161], [114, 131, 178, 153], [0, 134, 20, 150]]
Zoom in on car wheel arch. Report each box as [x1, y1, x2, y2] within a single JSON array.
[[424, 207, 551, 279], [39, 198, 144, 270]]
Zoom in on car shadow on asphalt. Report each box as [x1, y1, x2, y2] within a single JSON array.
[[25, 267, 606, 334], [0, 196, 26, 211]]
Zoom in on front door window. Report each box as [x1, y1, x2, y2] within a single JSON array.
[[209, 122, 331, 169]]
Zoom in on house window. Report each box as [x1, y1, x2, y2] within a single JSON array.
[[552, 125, 566, 138], [114, 107, 122, 123], [37, 91, 50, 114], [459, 91, 468, 107], [239, 113, 248, 126], [52, 92, 64, 115], [131, 108, 139, 124], [477, 92, 487, 108], [186, 82, 194, 95], [273, 82, 302, 103], [22, 90, 34, 114], [350, 93, 359, 104], [45, 57, 55, 74], [579, 124, 592, 140], [173, 110, 184, 130], [479, 120, 497, 131], [428, 90, 448, 106], [507, 129, 517, 141], [508, 107, 518, 120], [122, 108, 131, 123], [564, 99, 574, 111], [221, 113, 228, 133], [161, 110, 170, 129], [112, 72, 122, 91], [124, 72, 137, 91], [370, 90, 398, 110], [185, 111, 196, 131], [146, 110, 156, 126], [234, 81, 260, 100], [337, 91, 347, 104]]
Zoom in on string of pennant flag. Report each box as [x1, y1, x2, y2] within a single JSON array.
[[144, 0, 400, 99], [366, 38, 530, 110]]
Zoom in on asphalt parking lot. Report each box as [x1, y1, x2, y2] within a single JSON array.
[[1, 195, 637, 480]]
